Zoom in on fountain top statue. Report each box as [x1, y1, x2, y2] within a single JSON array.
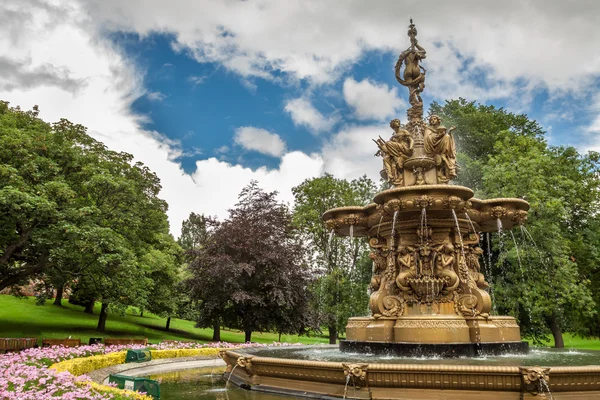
[[376, 20, 457, 185]]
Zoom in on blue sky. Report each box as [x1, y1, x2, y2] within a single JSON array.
[[2, 0, 600, 236]]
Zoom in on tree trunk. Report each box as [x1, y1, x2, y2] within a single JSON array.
[[165, 316, 171, 331], [96, 302, 109, 332], [84, 299, 95, 314], [212, 322, 221, 342], [140, 309, 144, 317], [53, 284, 64, 306], [244, 329, 252, 343], [328, 325, 337, 344], [278, 332, 282, 342], [550, 316, 564, 348]]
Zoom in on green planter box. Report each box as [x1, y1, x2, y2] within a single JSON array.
[[125, 348, 152, 363], [108, 374, 160, 398]]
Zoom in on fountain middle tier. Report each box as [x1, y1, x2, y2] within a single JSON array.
[[322, 185, 529, 237]]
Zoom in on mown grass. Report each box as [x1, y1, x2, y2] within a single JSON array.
[[3, 295, 600, 350], [0, 295, 329, 345]]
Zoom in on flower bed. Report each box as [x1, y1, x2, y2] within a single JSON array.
[[0, 341, 300, 399]]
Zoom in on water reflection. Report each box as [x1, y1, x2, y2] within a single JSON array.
[[148, 367, 290, 400]]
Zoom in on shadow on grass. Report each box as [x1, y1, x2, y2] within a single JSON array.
[[136, 322, 212, 341]]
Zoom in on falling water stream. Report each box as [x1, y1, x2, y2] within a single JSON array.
[[224, 364, 238, 400], [540, 377, 554, 399], [420, 207, 427, 244], [327, 229, 335, 255], [511, 229, 533, 320], [376, 214, 384, 237], [482, 232, 496, 314], [464, 211, 476, 233], [451, 209, 467, 267], [391, 210, 399, 242], [342, 374, 351, 399]]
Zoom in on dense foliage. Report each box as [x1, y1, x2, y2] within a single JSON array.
[[0, 102, 182, 331], [431, 99, 600, 346], [186, 182, 315, 342], [292, 174, 376, 343]]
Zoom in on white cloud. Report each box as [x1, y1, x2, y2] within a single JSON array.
[[322, 124, 387, 182], [284, 98, 338, 134], [191, 152, 324, 220], [146, 91, 166, 101], [234, 126, 286, 157], [343, 77, 404, 121], [82, 0, 600, 100]]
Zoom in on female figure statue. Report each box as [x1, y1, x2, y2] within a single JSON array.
[[374, 119, 414, 185], [434, 244, 459, 295], [424, 115, 457, 182], [467, 246, 488, 289], [395, 246, 416, 294], [369, 249, 388, 291]]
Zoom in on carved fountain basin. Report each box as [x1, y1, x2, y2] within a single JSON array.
[[405, 276, 446, 303], [221, 346, 600, 399]]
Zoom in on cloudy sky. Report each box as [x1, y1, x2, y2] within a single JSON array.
[[2, 0, 600, 237]]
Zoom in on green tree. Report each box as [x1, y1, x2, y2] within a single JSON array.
[[431, 99, 600, 346], [0, 102, 178, 333], [292, 174, 376, 343], [187, 182, 315, 342]]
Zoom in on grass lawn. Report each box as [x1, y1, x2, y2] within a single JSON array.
[[0, 295, 329, 345], [536, 334, 600, 351], [3, 295, 600, 350]]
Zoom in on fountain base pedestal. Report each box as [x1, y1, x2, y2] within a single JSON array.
[[345, 315, 526, 357]]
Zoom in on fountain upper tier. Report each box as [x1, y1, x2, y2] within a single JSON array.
[[322, 184, 529, 237]]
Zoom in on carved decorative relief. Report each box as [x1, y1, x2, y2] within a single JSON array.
[[414, 195, 433, 208], [520, 367, 551, 395], [237, 356, 255, 376], [395, 319, 468, 329], [384, 198, 406, 215], [347, 320, 372, 328], [512, 209, 528, 225], [342, 363, 369, 389], [493, 319, 520, 328], [489, 206, 508, 219], [443, 196, 465, 211], [455, 293, 478, 317], [324, 219, 339, 231]]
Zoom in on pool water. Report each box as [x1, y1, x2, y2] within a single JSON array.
[[148, 367, 290, 400], [245, 345, 600, 366]]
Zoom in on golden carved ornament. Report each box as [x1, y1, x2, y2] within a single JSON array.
[[512, 209, 528, 225], [489, 206, 508, 219], [342, 363, 369, 389], [493, 319, 520, 328], [218, 350, 229, 362], [343, 214, 362, 226], [383, 198, 406, 215], [369, 237, 387, 249], [381, 295, 404, 317], [347, 320, 371, 328], [455, 293, 479, 317], [520, 367, 551, 395], [443, 196, 465, 211], [414, 195, 433, 208], [395, 319, 468, 329], [324, 219, 339, 231], [236, 356, 254, 376]]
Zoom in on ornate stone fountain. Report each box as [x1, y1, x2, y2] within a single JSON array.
[[322, 20, 528, 356], [221, 20, 600, 399]]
